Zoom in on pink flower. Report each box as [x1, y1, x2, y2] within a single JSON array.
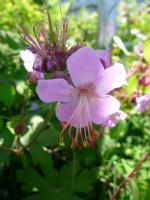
[[20, 49, 44, 83], [20, 49, 36, 72], [97, 49, 111, 68], [138, 75, 150, 86], [30, 102, 39, 111], [103, 110, 127, 128], [136, 91, 150, 112], [134, 42, 143, 57], [36, 47, 126, 146]]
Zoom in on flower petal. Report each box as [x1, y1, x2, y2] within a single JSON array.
[[102, 110, 127, 128], [36, 79, 74, 103], [67, 46, 104, 87], [96, 49, 111, 68], [89, 95, 120, 124], [28, 71, 44, 83], [96, 63, 126, 95], [20, 50, 35, 72], [136, 95, 147, 112], [56, 98, 89, 128]]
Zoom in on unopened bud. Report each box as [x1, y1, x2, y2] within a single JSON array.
[[47, 57, 57, 70], [55, 50, 67, 70], [139, 76, 150, 86], [15, 121, 24, 135]]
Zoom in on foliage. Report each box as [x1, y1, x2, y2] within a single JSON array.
[[0, 0, 150, 200]]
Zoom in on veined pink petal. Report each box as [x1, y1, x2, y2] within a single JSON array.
[[67, 46, 104, 87], [20, 50, 35, 72], [96, 63, 126, 95], [89, 95, 120, 124], [56, 97, 90, 128], [36, 79, 74, 103]]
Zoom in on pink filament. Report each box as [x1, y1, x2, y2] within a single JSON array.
[[59, 89, 95, 146]]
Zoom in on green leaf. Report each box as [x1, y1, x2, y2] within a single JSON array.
[[17, 168, 48, 192], [98, 134, 115, 157], [144, 40, 150, 63], [138, 180, 150, 200], [0, 128, 14, 168], [129, 179, 140, 200], [23, 191, 83, 200], [144, 181, 150, 200], [110, 120, 128, 139], [75, 170, 94, 193], [125, 73, 138, 95], [0, 117, 3, 130], [0, 83, 16, 106], [20, 115, 44, 147]]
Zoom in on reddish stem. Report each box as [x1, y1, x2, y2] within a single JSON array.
[[110, 152, 150, 200]]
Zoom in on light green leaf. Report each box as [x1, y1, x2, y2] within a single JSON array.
[[144, 40, 150, 63]]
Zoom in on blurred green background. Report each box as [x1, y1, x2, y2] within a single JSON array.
[[0, 0, 150, 199]]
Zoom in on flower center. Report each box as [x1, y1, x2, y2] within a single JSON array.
[[59, 83, 99, 147], [78, 83, 96, 97]]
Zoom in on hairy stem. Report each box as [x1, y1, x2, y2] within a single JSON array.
[[110, 152, 150, 200]]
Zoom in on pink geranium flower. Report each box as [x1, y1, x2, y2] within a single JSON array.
[[103, 110, 127, 128], [20, 49, 44, 83], [20, 49, 36, 72], [36, 47, 126, 146], [136, 91, 150, 112]]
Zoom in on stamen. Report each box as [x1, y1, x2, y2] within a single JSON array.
[[59, 86, 97, 147], [79, 104, 84, 144], [87, 123, 92, 145], [79, 128, 84, 144], [83, 139, 88, 147], [59, 95, 84, 137], [89, 123, 95, 146], [84, 127, 89, 144]]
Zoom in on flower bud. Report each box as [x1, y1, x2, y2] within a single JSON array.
[[47, 57, 57, 70], [130, 91, 141, 103], [30, 102, 39, 111], [139, 76, 150, 86], [15, 121, 24, 135], [55, 50, 67, 70]]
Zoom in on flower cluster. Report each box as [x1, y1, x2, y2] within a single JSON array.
[[20, 9, 127, 147], [130, 42, 150, 113]]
